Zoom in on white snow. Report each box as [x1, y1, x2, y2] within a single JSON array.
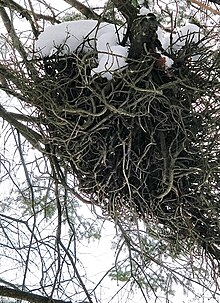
[[139, 7, 151, 16], [36, 20, 204, 79], [36, 20, 97, 56], [36, 20, 127, 80], [157, 28, 171, 51], [171, 23, 203, 51], [157, 23, 203, 53], [91, 45, 128, 80], [164, 56, 174, 68]]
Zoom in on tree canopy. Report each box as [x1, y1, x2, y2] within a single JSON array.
[[0, 1, 220, 303]]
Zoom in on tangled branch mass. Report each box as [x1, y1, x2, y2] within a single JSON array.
[[34, 17, 220, 259]]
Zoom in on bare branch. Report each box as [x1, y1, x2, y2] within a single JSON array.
[[0, 286, 72, 303], [63, 0, 100, 19], [190, 0, 220, 15], [0, 6, 27, 59], [0, 111, 41, 123], [208, 0, 220, 4], [31, 12, 61, 24], [0, 103, 43, 149], [0, 0, 40, 37]]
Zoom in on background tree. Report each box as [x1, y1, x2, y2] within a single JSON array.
[[0, 1, 220, 303]]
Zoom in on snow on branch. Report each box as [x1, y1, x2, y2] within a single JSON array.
[[35, 19, 204, 80], [35, 20, 127, 80]]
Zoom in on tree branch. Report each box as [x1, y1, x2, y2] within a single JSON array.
[[0, 104, 43, 150], [0, 0, 39, 37], [0, 0, 61, 24], [0, 6, 27, 59], [63, 0, 100, 19], [208, 0, 220, 4], [111, 0, 138, 45], [2, 111, 41, 123], [0, 286, 72, 303], [190, 0, 220, 15], [112, 0, 138, 23], [0, 278, 20, 290]]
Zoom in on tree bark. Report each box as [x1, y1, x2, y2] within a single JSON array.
[[0, 286, 72, 303], [112, 0, 138, 23], [63, 0, 100, 19]]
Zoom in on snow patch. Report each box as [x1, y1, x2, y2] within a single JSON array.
[[36, 20, 99, 56], [172, 24, 203, 51], [164, 56, 174, 68], [139, 7, 151, 16], [36, 20, 127, 80], [91, 45, 128, 80]]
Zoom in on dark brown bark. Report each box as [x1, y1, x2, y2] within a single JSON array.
[[0, 286, 71, 303], [112, 0, 138, 23]]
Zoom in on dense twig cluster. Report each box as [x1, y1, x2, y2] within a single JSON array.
[[1, 1, 220, 302], [32, 37, 220, 260]]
